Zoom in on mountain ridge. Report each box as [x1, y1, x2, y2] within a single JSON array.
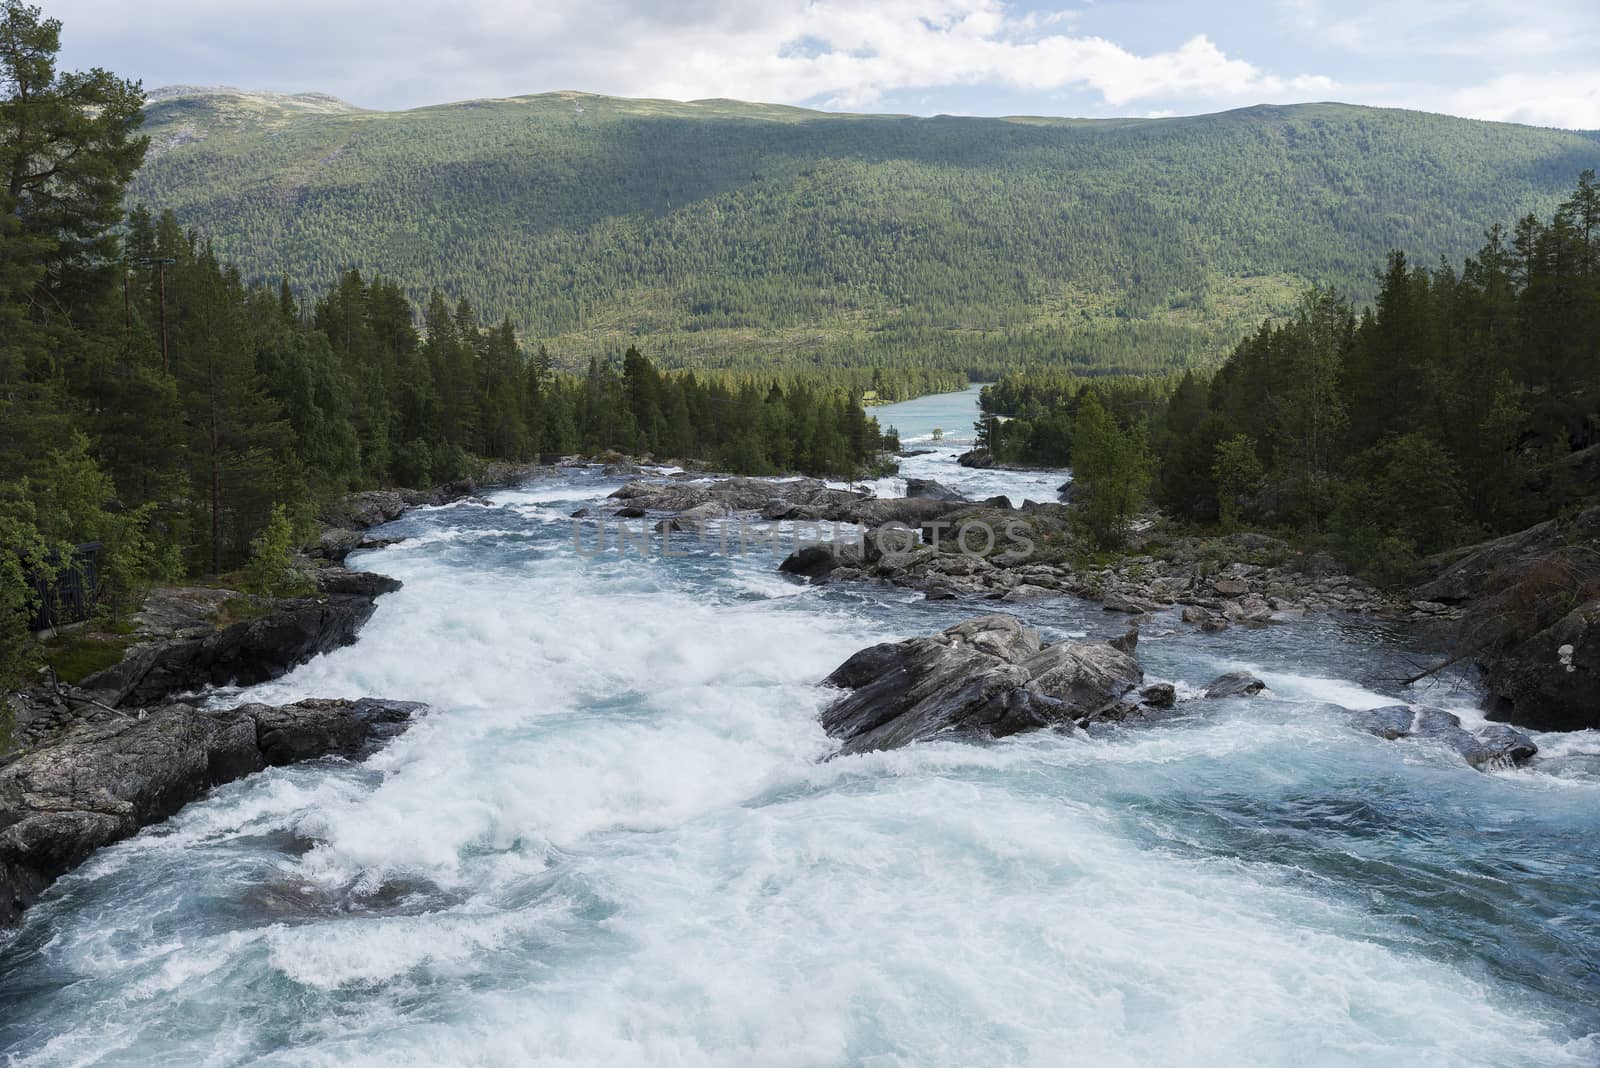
[[130, 88, 1600, 375]]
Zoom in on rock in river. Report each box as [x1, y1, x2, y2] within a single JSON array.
[[818, 615, 1143, 755], [1203, 671, 1267, 698], [1350, 704, 1538, 770]]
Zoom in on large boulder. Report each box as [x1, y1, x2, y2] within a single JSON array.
[[610, 476, 869, 520], [1413, 507, 1600, 604], [818, 615, 1142, 755], [904, 478, 967, 502], [1203, 671, 1266, 698], [0, 697, 424, 926], [1480, 597, 1600, 731], [956, 449, 995, 469]]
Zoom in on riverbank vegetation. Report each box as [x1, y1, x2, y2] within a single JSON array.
[[0, 1, 896, 687], [981, 173, 1600, 568]]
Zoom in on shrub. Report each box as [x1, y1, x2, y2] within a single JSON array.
[[244, 505, 309, 598]]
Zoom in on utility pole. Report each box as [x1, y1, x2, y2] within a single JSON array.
[[136, 257, 177, 372]]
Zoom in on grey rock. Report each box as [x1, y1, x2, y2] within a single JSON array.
[[0, 697, 424, 926], [79, 569, 399, 707], [779, 546, 842, 582], [1350, 705, 1416, 740], [1139, 683, 1176, 708], [1002, 583, 1057, 602], [1353, 704, 1538, 769], [1103, 592, 1158, 614], [1481, 597, 1600, 731], [819, 615, 1141, 754], [904, 478, 967, 502], [1203, 671, 1266, 699], [956, 449, 995, 469]]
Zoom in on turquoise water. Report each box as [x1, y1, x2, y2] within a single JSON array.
[[1, 391, 1596, 1066], [865, 384, 1069, 503]]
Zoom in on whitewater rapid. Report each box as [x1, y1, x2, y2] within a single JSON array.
[[2, 387, 1597, 1067]]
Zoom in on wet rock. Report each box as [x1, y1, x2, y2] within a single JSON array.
[[317, 527, 364, 561], [315, 569, 402, 599], [819, 615, 1141, 754], [1350, 705, 1415, 740], [0, 697, 424, 926], [1481, 597, 1600, 732], [1002, 583, 1057, 602], [982, 495, 1015, 510], [905, 478, 966, 502], [1108, 628, 1139, 655], [614, 505, 647, 518], [779, 546, 842, 582], [844, 497, 967, 529], [1352, 704, 1538, 769], [78, 569, 400, 708], [1471, 724, 1539, 767], [1139, 683, 1176, 708], [1103, 592, 1158, 614], [1204, 671, 1266, 699], [956, 449, 995, 469], [1222, 597, 1274, 624]]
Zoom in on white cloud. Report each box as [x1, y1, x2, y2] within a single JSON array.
[[1446, 72, 1600, 129], [52, 0, 1330, 113], [43, 0, 1600, 128]]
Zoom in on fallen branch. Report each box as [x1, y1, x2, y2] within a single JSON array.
[[1397, 646, 1483, 687]]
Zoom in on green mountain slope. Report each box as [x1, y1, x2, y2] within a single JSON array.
[[130, 88, 1600, 375]]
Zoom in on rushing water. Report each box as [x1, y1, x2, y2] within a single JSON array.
[[3, 387, 1599, 1067]]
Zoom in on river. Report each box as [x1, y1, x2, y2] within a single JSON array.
[[2, 386, 1597, 1066]]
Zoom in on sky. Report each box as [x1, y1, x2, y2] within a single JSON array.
[[45, 0, 1600, 129]]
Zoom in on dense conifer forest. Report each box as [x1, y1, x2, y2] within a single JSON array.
[[0, 1, 903, 684], [6, 0, 1600, 688], [980, 173, 1600, 570]]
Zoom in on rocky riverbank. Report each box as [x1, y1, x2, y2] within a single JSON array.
[[597, 472, 1403, 624], [596, 468, 1600, 734], [817, 615, 1540, 771], [1409, 505, 1600, 731], [0, 696, 424, 926], [0, 474, 479, 928]]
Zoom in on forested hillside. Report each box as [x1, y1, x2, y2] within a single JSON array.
[[979, 173, 1600, 578], [132, 88, 1600, 376], [0, 4, 901, 690]]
